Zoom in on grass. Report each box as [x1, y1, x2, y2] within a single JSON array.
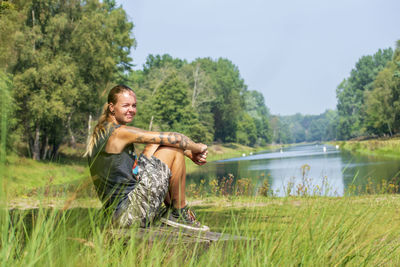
[[2, 154, 88, 198], [2, 143, 400, 265], [1, 195, 400, 266], [335, 137, 400, 158], [2, 142, 279, 198]]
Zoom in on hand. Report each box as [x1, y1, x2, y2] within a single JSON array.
[[191, 144, 208, 166], [197, 143, 207, 153]]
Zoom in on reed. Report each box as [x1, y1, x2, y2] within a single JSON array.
[[2, 194, 400, 266], [336, 138, 400, 158]]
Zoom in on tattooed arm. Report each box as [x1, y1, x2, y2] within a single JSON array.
[[106, 125, 206, 154]]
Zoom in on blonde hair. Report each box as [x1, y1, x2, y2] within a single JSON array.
[[84, 85, 134, 157]]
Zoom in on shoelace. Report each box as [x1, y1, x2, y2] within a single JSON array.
[[184, 207, 197, 222]]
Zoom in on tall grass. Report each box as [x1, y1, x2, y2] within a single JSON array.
[[336, 138, 400, 158], [1, 195, 400, 266]]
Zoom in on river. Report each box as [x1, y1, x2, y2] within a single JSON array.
[[186, 144, 400, 196]]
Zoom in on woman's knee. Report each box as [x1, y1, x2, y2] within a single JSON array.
[[153, 146, 184, 168], [155, 146, 184, 158]]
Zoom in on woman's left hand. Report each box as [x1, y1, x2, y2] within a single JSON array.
[[190, 150, 208, 166]]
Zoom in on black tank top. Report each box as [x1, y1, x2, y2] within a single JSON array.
[[87, 123, 137, 210]]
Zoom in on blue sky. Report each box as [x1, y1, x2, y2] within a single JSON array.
[[116, 0, 400, 115]]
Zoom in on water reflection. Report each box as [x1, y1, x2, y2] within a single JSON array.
[[187, 144, 400, 196]]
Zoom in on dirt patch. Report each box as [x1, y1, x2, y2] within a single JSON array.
[[4, 197, 101, 210], [189, 198, 290, 208]]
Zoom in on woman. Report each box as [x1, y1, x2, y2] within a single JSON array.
[[85, 85, 209, 231]]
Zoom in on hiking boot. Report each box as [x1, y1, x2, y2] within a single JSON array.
[[160, 205, 210, 232]]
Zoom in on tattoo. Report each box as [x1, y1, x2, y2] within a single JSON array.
[[168, 132, 189, 149], [167, 132, 179, 145], [159, 132, 165, 145], [124, 126, 191, 149], [135, 135, 144, 143], [179, 135, 189, 150]]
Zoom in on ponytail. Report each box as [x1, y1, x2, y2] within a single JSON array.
[[84, 103, 112, 157]]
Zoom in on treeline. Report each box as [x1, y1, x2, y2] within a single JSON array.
[[125, 54, 272, 146], [0, 0, 273, 161], [270, 110, 337, 144], [269, 42, 400, 142], [336, 44, 400, 139]]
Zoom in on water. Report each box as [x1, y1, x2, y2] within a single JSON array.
[[187, 144, 400, 196]]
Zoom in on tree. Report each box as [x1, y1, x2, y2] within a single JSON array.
[[152, 72, 209, 142], [236, 113, 257, 146], [10, 0, 135, 159], [336, 48, 393, 139], [364, 41, 400, 136], [243, 90, 272, 144], [153, 73, 191, 129], [200, 58, 246, 142]]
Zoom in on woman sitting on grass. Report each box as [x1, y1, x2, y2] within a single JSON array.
[[85, 85, 209, 231]]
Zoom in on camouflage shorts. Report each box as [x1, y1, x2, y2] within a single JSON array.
[[114, 154, 171, 228]]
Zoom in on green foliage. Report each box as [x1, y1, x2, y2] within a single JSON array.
[[143, 54, 186, 75], [0, 71, 19, 153], [243, 90, 272, 144], [153, 73, 192, 128], [270, 110, 338, 143], [128, 54, 271, 146], [336, 48, 394, 139], [333, 42, 400, 140], [5, 0, 135, 159], [364, 43, 400, 137], [0, 71, 11, 166], [208, 58, 245, 142], [236, 113, 257, 146], [0, 0, 21, 71]]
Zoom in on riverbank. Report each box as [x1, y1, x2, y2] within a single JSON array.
[[2, 194, 400, 265], [334, 137, 400, 158], [1, 143, 280, 197], [202, 143, 280, 162], [185, 142, 282, 174]]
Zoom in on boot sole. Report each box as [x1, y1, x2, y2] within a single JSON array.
[[160, 218, 210, 232]]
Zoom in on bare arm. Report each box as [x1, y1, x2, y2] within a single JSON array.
[[106, 125, 205, 154]]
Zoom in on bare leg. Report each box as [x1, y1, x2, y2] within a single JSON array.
[[152, 146, 186, 209]]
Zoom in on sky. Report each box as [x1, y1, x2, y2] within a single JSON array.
[[116, 0, 400, 115]]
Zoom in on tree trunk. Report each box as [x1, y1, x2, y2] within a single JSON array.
[[149, 115, 154, 131], [192, 64, 199, 107], [32, 10, 35, 50], [87, 114, 92, 144], [42, 135, 49, 160], [50, 142, 60, 160], [67, 113, 76, 148], [0, 90, 7, 165], [387, 122, 393, 137], [32, 124, 40, 160]]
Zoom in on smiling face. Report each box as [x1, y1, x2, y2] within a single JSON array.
[[109, 90, 137, 125]]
